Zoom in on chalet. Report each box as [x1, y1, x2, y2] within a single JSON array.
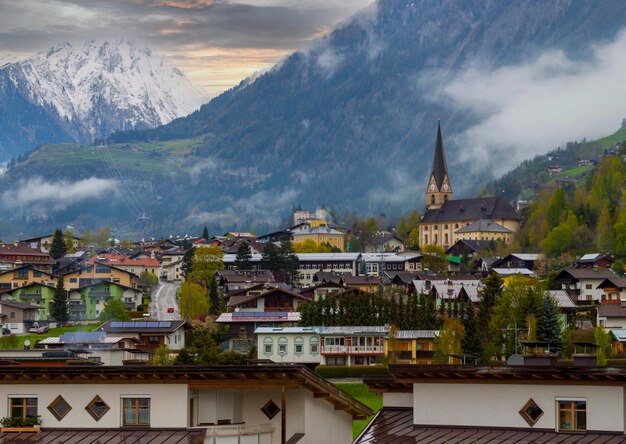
[[596, 276, 626, 304], [0, 242, 54, 273], [0, 365, 369, 444], [553, 267, 618, 303], [0, 300, 39, 334], [386, 271, 420, 288], [227, 287, 309, 313], [492, 253, 543, 270], [216, 311, 301, 341], [156, 246, 185, 264], [163, 259, 183, 282], [68, 281, 142, 321], [364, 234, 406, 253], [99, 320, 190, 351], [299, 281, 345, 301], [597, 304, 626, 330], [20, 233, 81, 253], [86, 254, 161, 278], [359, 365, 626, 442], [578, 158, 598, 166], [361, 253, 422, 276], [312, 271, 349, 284], [576, 253, 615, 269], [295, 253, 363, 286], [4, 282, 56, 321], [62, 262, 140, 290], [445, 239, 492, 258], [547, 165, 565, 174], [0, 265, 57, 290], [137, 238, 177, 254], [216, 269, 275, 293], [386, 330, 439, 364], [218, 238, 266, 254], [341, 275, 391, 293], [491, 267, 536, 285]]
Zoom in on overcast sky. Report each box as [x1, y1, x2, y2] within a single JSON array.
[[0, 0, 372, 97]]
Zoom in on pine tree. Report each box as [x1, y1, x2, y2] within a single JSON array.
[[49, 228, 67, 260], [201, 226, 209, 239], [537, 295, 562, 351], [181, 248, 194, 278], [234, 242, 253, 269], [50, 279, 69, 323], [461, 302, 482, 358], [478, 274, 503, 342], [208, 276, 220, 315]]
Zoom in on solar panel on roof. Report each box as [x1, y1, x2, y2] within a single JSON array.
[[110, 321, 123, 327], [60, 332, 105, 342], [122, 322, 134, 328], [134, 322, 147, 328], [146, 321, 160, 327], [158, 322, 171, 328]]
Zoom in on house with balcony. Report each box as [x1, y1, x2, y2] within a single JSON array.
[[299, 281, 345, 301], [227, 287, 309, 313], [19, 233, 81, 253], [216, 269, 275, 293], [86, 254, 161, 280], [62, 262, 140, 291], [385, 330, 439, 364], [361, 253, 422, 276], [0, 300, 39, 334], [0, 242, 55, 273], [99, 320, 191, 351], [68, 281, 142, 321], [341, 274, 391, 293], [4, 282, 56, 321], [358, 365, 626, 443], [0, 365, 369, 444], [318, 326, 386, 366], [553, 267, 618, 304], [0, 265, 57, 291]]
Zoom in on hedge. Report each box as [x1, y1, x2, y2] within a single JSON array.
[[315, 365, 389, 379]]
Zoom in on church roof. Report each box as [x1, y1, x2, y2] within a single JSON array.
[[430, 122, 449, 189], [421, 197, 520, 224], [455, 219, 512, 234]]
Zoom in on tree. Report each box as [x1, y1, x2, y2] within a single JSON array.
[[50, 279, 69, 323], [181, 248, 194, 279], [234, 242, 253, 269], [152, 344, 174, 365], [594, 326, 612, 366], [279, 240, 300, 286], [478, 273, 503, 343], [420, 245, 448, 273], [461, 303, 482, 357], [139, 271, 159, 299], [63, 230, 77, 254], [93, 226, 113, 248], [434, 317, 465, 363], [190, 245, 224, 288], [208, 275, 220, 315], [178, 281, 209, 319], [201, 226, 209, 239], [49, 228, 67, 259], [99, 298, 131, 322], [537, 295, 562, 351], [596, 203, 615, 252]]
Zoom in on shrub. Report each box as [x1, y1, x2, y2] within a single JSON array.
[[0, 415, 42, 427], [0, 335, 19, 350], [314, 365, 389, 379]]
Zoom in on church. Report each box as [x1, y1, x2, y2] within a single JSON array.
[[418, 123, 521, 249]]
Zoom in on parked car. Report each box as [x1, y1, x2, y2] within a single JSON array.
[[167, 307, 174, 313], [2, 328, 10, 335], [35, 326, 49, 334]]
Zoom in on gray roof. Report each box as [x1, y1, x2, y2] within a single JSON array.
[[0, 300, 40, 310], [455, 219, 512, 234], [319, 326, 388, 336], [99, 320, 189, 333], [421, 197, 520, 224], [255, 326, 321, 334], [492, 268, 534, 276], [597, 304, 626, 318], [394, 330, 439, 339], [548, 290, 576, 309], [556, 267, 618, 280]]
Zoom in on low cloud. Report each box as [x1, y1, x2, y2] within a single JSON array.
[[440, 28, 626, 178], [367, 169, 422, 208], [1, 177, 118, 211], [185, 187, 299, 227], [188, 157, 218, 181]]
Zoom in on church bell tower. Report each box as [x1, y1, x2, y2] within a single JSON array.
[[425, 121, 453, 210]]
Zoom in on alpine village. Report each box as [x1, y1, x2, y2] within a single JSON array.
[[5, 1, 626, 444]]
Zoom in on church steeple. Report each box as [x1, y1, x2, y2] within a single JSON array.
[[426, 120, 453, 210]]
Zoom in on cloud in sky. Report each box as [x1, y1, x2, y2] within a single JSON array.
[[0, 0, 372, 97], [1, 177, 118, 212], [185, 187, 299, 226], [440, 28, 626, 179]]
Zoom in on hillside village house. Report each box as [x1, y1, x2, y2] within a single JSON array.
[[0, 265, 57, 290], [358, 365, 626, 442], [2, 283, 56, 321], [62, 262, 140, 290], [361, 252, 422, 276], [19, 233, 81, 253], [68, 281, 142, 321], [0, 243, 55, 273], [0, 365, 369, 444], [86, 254, 161, 278], [0, 300, 39, 334], [553, 267, 618, 303], [418, 124, 521, 249], [290, 223, 347, 252], [99, 320, 190, 351]]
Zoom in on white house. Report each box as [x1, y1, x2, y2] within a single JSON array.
[[358, 365, 626, 442], [554, 267, 618, 303], [0, 365, 369, 444]]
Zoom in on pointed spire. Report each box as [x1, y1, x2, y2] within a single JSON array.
[[430, 120, 449, 189]]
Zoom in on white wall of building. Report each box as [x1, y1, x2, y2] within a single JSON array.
[[0, 383, 188, 428], [257, 333, 321, 364], [412, 383, 624, 432], [304, 389, 353, 444]]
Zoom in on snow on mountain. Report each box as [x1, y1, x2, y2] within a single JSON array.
[[0, 38, 206, 157]]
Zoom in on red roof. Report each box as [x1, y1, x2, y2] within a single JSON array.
[[87, 254, 160, 267]]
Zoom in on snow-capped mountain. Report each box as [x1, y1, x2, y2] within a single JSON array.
[[0, 39, 206, 159]]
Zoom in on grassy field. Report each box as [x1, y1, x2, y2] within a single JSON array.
[[334, 383, 383, 439], [593, 127, 626, 149], [7, 324, 98, 349]]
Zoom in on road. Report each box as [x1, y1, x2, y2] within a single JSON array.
[[150, 282, 181, 321]]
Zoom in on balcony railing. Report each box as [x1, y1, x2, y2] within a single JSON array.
[[69, 304, 87, 312], [125, 302, 136, 310], [201, 423, 274, 444], [20, 293, 42, 300], [321, 345, 384, 355], [88, 291, 113, 298]]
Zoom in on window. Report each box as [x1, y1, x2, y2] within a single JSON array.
[[263, 337, 273, 355], [10, 312, 15, 319], [17, 268, 28, 279], [278, 337, 287, 355], [519, 398, 543, 426], [557, 400, 586, 432], [48, 395, 72, 421], [261, 399, 280, 420], [85, 395, 109, 421], [294, 337, 304, 355], [95, 264, 111, 274], [9, 397, 37, 418], [33, 271, 42, 277], [122, 397, 150, 426], [310, 337, 319, 355], [70, 278, 77, 283], [585, 284, 592, 290]]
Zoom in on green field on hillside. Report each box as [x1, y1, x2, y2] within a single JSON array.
[[335, 383, 383, 438]]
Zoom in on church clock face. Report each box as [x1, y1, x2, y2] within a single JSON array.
[[429, 183, 436, 191], [442, 183, 449, 192]]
